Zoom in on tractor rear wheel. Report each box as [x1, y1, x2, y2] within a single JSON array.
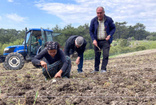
[[3, 52, 25, 70]]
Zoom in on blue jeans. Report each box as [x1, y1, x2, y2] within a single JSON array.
[[77, 54, 83, 72]]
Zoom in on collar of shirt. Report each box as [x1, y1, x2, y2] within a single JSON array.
[[98, 18, 104, 23], [98, 14, 106, 21]]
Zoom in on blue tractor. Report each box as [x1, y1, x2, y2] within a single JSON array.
[[1, 28, 55, 70]]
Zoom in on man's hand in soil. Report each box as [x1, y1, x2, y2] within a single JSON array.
[[76, 57, 80, 65]]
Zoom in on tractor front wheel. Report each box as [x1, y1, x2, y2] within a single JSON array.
[[3, 52, 25, 70]]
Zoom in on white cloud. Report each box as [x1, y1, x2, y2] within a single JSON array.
[[35, 0, 156, 32], [6, 13, 26, 22], [8, 0, 13, 2], [35, 2, 95, 25]]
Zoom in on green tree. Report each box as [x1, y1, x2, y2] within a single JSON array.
[[114, 22, 129, 39], [133, 23, 148, 40]]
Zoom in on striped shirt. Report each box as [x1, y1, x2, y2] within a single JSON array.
[[97, 19, 107, 40]]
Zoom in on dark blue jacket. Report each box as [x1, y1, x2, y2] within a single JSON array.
[[89, 15, 116, 44]]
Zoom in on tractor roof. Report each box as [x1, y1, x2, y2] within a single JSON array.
[[28, 28, 53, 32]]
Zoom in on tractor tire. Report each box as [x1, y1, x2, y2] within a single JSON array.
[[3, 52, 25, 70]]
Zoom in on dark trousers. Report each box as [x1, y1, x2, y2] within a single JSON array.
[[94, 40, 110, 71], [42, 56, 71, 79]]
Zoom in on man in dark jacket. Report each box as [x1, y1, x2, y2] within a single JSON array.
[[89, 6, 116, 73], [64, 35, 87, 73]]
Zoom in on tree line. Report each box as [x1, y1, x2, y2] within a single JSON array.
[[52, 22, 156, 49], [0, 22, 156, 54]]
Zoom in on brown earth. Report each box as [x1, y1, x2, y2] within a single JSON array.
[[0, 49, 156, 105]]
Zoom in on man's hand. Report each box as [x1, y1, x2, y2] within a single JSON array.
[[93, 40, 98, 47], [40, 61, 47, 70], [105, 35, 111, 41], [54, 70, 63, 78], [76, 57, 80, 65]]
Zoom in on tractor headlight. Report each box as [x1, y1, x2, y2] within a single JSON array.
[[4, 48, 9, 52]]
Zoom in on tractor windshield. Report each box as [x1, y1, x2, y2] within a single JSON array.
[[45, 31, 53, 41], [22, 32, 31, 45]]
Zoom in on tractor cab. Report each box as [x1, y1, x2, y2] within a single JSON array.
[[24, 28, 53, 61]]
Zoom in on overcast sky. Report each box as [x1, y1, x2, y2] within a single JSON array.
[[0, 0, 156, 32]]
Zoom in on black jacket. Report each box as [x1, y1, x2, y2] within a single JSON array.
[[64, 35, 87, 57], [32, 48, 68, 72]]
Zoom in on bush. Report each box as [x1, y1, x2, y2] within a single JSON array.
[[121, 47, 133, 53], [110, 46, 134, 56], [119, 39, 130, 47], [110, 46, 120, 56], [135, 46, 146, 51], [84, 49, 94, 60]]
